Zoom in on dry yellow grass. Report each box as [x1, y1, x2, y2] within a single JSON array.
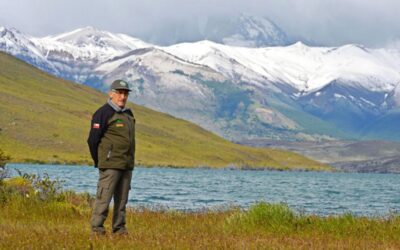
[[1, 197, 399, 249], [1, 173, 399, 249]]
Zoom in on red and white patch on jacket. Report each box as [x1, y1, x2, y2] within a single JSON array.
[[93, 123, 100, 129]]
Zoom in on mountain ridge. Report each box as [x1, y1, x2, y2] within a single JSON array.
[[1, 24, 400, 141]]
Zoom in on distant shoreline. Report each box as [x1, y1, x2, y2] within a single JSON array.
[[7, 160, 400, 174], [5, 161, 333, 173]]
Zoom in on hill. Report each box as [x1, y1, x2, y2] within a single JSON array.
[[0, 52, 329, 170], [240, 139, 400, 173]]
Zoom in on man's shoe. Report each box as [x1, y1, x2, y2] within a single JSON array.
[[91, 227, 106, 236], [113, 227, 128, 235]]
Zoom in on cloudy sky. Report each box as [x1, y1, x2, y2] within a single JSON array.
[[0, 0, 399, 47]]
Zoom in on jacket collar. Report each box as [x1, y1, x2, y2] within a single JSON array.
[[107, 98, 129, 113]]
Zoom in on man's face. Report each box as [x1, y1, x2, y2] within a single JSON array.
[[109, 89, 129, 108]]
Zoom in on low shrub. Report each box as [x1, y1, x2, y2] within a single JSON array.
[[13, 170, 63, 201], [226, 201, 297, 233], [1, 169, 93, 206]]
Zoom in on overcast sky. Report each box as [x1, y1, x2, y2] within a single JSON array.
[[1, 0, 399, 47]]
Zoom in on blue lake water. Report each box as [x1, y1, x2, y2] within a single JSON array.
[[6, 163, 400, 216]]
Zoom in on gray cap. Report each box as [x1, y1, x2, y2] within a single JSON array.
[[110, 79, 131, 91]]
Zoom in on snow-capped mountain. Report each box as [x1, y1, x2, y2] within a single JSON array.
[[162, 40, 400, 136], [2, 25, 400, 140], [162, 41, 400, 114], [30, 26, 151, 83], [0, 26, 58, 74], [220, 13, 290, 47], [32, 26, 150, 62], [163, 41, 400, 95]]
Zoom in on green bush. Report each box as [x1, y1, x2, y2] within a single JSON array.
[[226, 201, 297, 233], [246, 202, 295, 227]]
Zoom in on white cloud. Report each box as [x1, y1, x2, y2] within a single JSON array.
[[0, 0, 399, 47], [385, 39, 400, 50]]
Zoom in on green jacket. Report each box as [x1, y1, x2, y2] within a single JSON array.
[[87, 101, 135, 170]]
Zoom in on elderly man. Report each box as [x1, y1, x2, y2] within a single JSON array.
[[87, 79, 135, 235]]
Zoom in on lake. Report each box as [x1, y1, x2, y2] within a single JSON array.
[[6, 163, 400, 216]]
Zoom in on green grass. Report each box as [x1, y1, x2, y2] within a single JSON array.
[[0, 52, 330, 170], [1, 176, 399, 249]]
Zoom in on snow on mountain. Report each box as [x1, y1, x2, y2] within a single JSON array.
[[158, 40, 272, 90], [96, 48, 221, 79], [162, 41, 400, 97], [32, 26, 150, 62], [221, 13, 290, 47], [46, 26, 148, 49], [27, 27, 152, 83], [0, 27, 38, 56], [0, 26, 152, 83], [0, 26, 58, 73]]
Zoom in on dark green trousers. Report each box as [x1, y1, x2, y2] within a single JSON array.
[[90, 169, 132, 232]]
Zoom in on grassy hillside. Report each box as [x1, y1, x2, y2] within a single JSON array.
[[0, 52, 329, 170]]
